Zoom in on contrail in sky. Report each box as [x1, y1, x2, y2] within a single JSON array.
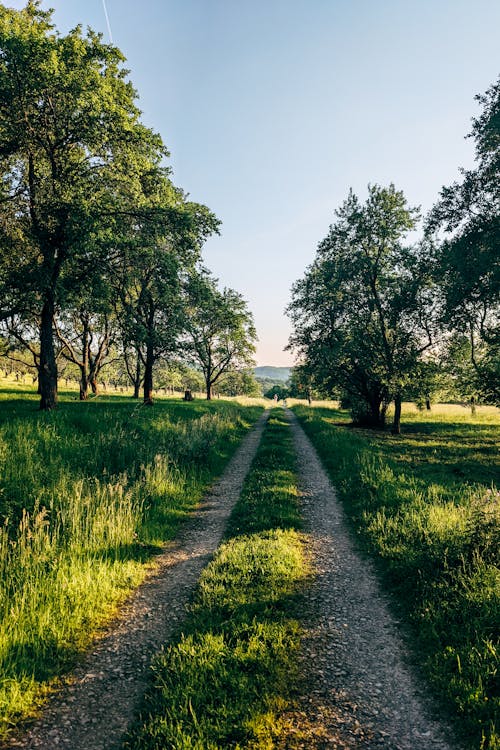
[[102, 0, 113, 43]]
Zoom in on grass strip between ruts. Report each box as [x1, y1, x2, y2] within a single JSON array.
[[293, 404, 499, 750], [124, 409, 308, 750]]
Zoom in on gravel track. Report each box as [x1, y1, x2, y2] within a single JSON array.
[[6, 410, 269, 750], [286, 409, 456, 750]]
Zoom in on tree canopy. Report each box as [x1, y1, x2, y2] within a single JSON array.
[[427, 76, 500, 402], [287, 185, 436, 431], [288, 77, 500, 425], [184, 270, 257, 400], [0, 2, 220, 407]]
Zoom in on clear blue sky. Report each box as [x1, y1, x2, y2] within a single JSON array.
[[8, 1, 500, 365]]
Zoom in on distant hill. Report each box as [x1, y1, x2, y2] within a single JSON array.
[[254, 366, 291, 382]]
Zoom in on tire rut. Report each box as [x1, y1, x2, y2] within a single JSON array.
[[286, 409, 456, 750], [6, 409, 269, 750]]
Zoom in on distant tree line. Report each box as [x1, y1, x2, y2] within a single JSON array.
[[0, 2, 257, 408], [287, 76, 499, 432]]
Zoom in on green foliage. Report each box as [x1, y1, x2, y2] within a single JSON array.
[[153, 361, 205, 393], [125, 412, 307, 749], [294, 403, 500, 749], [0, 389, 262, 737], [185, 269, 257, 399], [287, 184, 436, 430], [0, 3, 219, 409], [263, 383, 288, 400], [427, 77, 500, 403], [216, 369, 261, 397], [0, 3, 161, 406]]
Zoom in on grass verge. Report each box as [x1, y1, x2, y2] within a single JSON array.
[[0, 391, 262, 738], [293, 403, 499, 750], [124, 409, 309, 750]]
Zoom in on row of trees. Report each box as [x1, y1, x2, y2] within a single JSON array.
[[287, 77, 499, 432], [0, 2, 256, 407]]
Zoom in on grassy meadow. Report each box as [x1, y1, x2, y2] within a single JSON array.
[[293, 401, 500, 750], [125, 410, 309, 749], [0, 382, 262, 738], [1, 378, 498, 749]]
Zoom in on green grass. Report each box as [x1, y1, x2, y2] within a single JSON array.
[[124, 410, 308, 750], [0, 387, 262, 738], [293, 402, 500, 750]]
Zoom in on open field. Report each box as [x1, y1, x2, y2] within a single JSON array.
[[293, 402, 500, 749], [0, 385, 262, 738], [125, 410, 309, 749]]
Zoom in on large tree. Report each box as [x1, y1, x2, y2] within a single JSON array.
[[427, 77, 500, 402], [184, 270, 257, 400], [288, 185, 436, 431], [0, 2, 172, 409]]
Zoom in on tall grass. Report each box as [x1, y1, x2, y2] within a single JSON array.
[[125, 411, 309, 749], [294, 403, 500, 750], [0, 393, 262, 738]]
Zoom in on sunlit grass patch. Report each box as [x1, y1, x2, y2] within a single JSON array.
[[125, 410, 309, 750], [293, 403, 499, 750], [0, 393, 262, 738]]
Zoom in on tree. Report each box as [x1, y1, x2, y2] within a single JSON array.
[[427, 77, 500, 402], [152, 360, 204, 395], [122, 342, 144, 398], [54, 308, 115, 400], [287, 364, 320, 403], [115, 197, 218, 405], [0, 3, 173, 409], [288, 185, 436, 431], [185, 270, 257, 400], [264, 383, 288, 400], [116, 242, 185, 405], [1, 315, 42, 387], [217, 370, 261, 397]]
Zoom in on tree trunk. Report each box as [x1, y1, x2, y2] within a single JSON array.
[[206, 380, 212, 400], [39, 297, 58, 410], [88, 352, 99, 397], [79, 370, 89, 400], [426, 397, 431, 410], [78, 318, 90, 400], [392, 393, 402, 434], [143, 343, 154, 405], [133, 356, 141, 398], [368, 395, 385, 428]]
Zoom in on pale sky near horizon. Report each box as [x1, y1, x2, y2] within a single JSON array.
[[6, 1, 500, 366]]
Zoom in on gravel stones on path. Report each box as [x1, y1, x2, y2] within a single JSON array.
[[286, 409, 456, 750], [6, 410, 269, 750]]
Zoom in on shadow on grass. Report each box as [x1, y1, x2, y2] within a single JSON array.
[[3, 639, 78, 684]]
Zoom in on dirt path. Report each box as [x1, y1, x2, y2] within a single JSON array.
[[286, 410, 456, 750], [6, 410, 269, 750]]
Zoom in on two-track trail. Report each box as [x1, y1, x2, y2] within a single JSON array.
[[7, 407, 459, 750], [6, 410, 269, 750], [286, 409, 455, 750]]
